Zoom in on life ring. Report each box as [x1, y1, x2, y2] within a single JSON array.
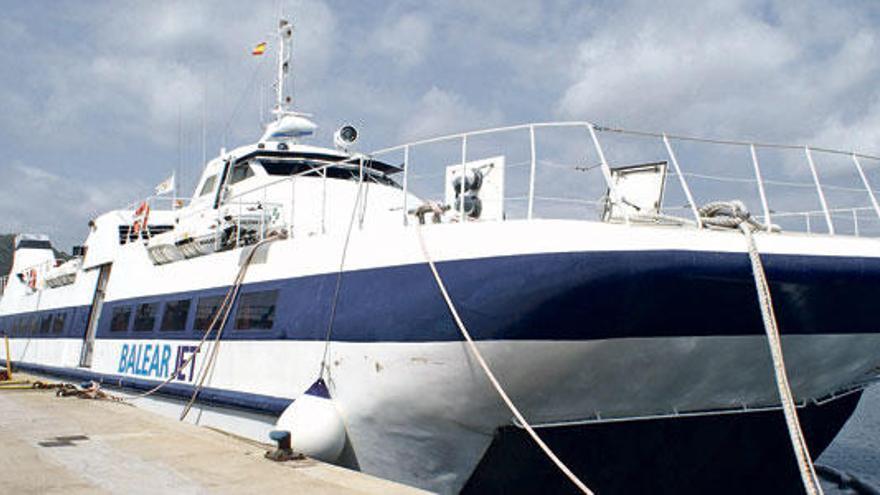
[[27, 268, 37, 290], [132, 201, 151, 235]]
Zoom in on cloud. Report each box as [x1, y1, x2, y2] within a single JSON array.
[[4, 1, 880, 244], [555, 2, 880, 146], [0, 1, 337, 148], [372, 13, 432, 68], [0, 163, 145, 250], [397, 87, 503, 141]]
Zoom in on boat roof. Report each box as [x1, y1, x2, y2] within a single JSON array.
[[226, 142, 402, 175]]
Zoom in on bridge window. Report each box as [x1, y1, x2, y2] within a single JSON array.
[[258, 159, 401, 188], [194, 295, 224, 332], [199, 175, 218, 197], [234, 290, 278, 330], [133, 303, 158, 332], [229, 162, 255, 185], [160, 299, 191, 332], [110, 306, 132, 332], [53, 313, 66, 334]]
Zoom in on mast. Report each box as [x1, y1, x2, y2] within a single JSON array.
[[260, 18, 317, 143], [274, 19, 294, 117]]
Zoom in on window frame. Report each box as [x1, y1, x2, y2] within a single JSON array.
[[39, 314, 53, 334], [132, 303, 159, 332], [160, 299, 191, 332], [110, 306, 133, 332], [199, 175, 218, 197], [52, 312, 66, 334], [194, 295, 225, 332], [229, 161, 255, 185], [234, 289, 279, 331]]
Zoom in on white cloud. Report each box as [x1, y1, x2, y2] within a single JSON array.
[[0, 1, 337, 148], [0, 163, 144, 250], [4, 1, 880, 243], [397, 87, 503, 141], [373, 13, 432, 68], [555, 1, 880, 149]]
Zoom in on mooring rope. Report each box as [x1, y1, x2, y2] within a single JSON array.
[[318, 157, 367, 379], [700, 200, 822, 495], [179, 234, 282, 420], [125, 234, 281, 406], [415, 223, 594, 495], [740, 223, 823, 495]]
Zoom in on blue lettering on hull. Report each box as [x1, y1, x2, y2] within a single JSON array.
[[115, 343, 193, 382]]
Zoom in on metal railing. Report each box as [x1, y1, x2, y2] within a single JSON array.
[[371, 121, 880, 238], [123, 122, 880, 246], [221, 161, 331, 240], [123, 194, 191, 213]]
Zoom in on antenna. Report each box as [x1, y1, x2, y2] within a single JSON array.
[[259, 16, 317, 143], [274, 18, 294, 116], [202, 79, 207, 166], [177, 104, 182, 203]]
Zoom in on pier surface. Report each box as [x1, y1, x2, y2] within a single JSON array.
[[0, 376, 426, 494]]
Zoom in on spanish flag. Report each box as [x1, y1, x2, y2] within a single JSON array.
[[252, 42, 267, 56]]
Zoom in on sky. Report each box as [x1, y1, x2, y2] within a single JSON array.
[[2, 0, 880, 249]]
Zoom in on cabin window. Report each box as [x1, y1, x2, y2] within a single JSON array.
[[133, 303, 159, 332], [194, 295, 224, 331], [259, 161, 301, 176], [160, 299, 191, 332], [110, 306, 132, 332], [199, 175, 218, 197], [29, 316, 39, 335], [40, 314, 52, 334], [234, 290, 278, 330], [229, 162, 254, 185], [258, 159, 402, 188], [53, 313, 66, 334]]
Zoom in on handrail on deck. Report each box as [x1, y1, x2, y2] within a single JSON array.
[[373, 120, 880, 237], [109, 121, 880, 244]]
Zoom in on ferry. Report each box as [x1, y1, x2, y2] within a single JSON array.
[[2, 17, 880, 495]]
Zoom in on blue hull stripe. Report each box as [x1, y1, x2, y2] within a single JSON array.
[[0, 359, 291, 415], [3, 250, 880, 342]]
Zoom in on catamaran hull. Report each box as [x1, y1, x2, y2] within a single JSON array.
[[463, 389, 862, 495], [4, 221, 880, 493]]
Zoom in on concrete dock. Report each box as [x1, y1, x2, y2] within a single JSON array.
[[0, 376, 428, 494]]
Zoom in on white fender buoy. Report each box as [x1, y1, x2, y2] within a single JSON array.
[[274, 378, 347, 464]]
